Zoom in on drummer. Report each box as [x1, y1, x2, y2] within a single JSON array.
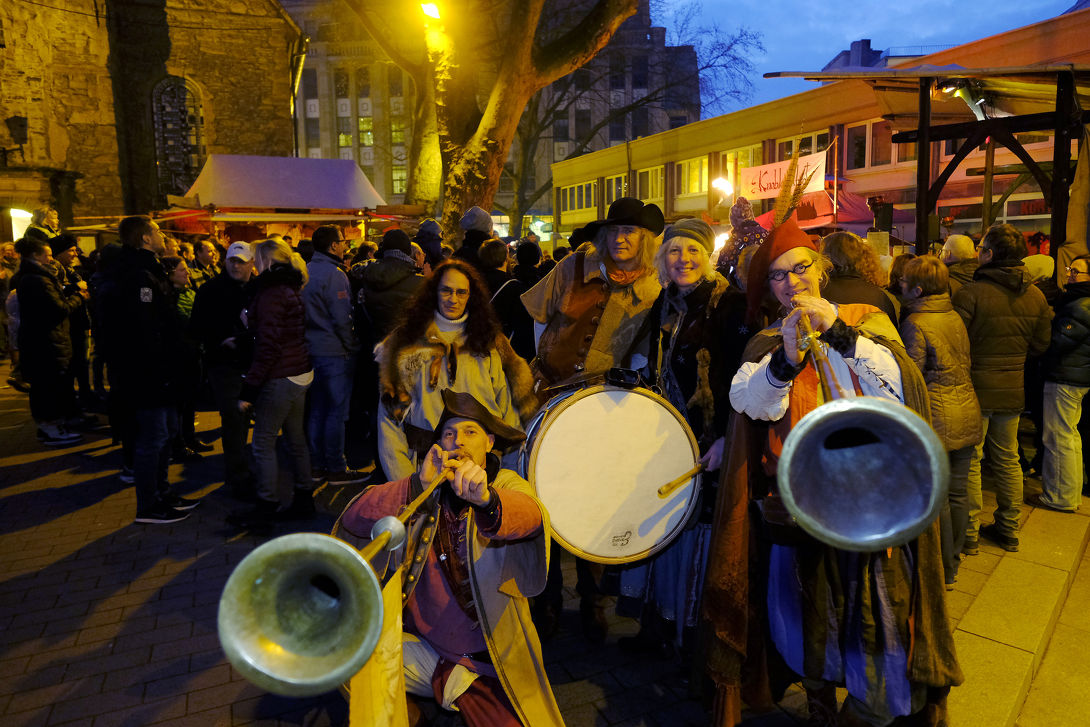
[[706, 215, 961, 726], [520, 197, 665, 642], [337, 389, 564, 727]]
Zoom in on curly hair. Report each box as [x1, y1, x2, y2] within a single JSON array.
[[821, 231, 886, 286], [386, 258, 501, 355]]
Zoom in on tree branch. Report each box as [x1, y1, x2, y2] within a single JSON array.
[[533, 0, 638, 85]]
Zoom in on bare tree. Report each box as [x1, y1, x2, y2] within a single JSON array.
[[494, 1, 763, 237], [345, 0, 640, 238]]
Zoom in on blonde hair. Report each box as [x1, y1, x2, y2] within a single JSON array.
[[654, 233, 715, 286], [821, 231, 886, 286], [254, 238, 308, 286], [592, 225, 660, 272], [902, 254, 948, 296]]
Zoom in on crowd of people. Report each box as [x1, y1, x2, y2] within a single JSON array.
[[3, 197, 1089, 727]]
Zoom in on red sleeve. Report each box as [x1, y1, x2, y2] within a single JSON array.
[[338, 478, 412, 540], [478, 489, 543, 540]]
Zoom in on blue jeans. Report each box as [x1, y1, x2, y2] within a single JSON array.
[[306, 353, 356, 472], [1041, 381, 1089, 511], [967, 412, 1023, 538], [133, 406, 179, 513], [252, 377, 311, 504]]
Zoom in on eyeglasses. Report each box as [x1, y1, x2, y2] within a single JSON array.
[[767, 260, 814, 283], [438, 286, 470, 299], [1067, 266, 1090, 278]]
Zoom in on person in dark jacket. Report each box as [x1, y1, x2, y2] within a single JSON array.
[[190, 242, 256, 498], [899, 256, 983, 586], [819, 231, 899, 324], [228, 239, 314, 529], [102, 216, 200, 523], [940, 234, 978, 297], [356, 229, 425, 340], [13, 235, 88, 445], [953, 224, 1052, 552], [452, 205, 493, 274], [49, 234, 97, 416], [478, 238, 511, 296], [1033, 254, 1090, 513], [491, 242, 543, 361]]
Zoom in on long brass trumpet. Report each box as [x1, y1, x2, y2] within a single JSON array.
[[777, 305, 949, 552], [217, 467, 450, 697]]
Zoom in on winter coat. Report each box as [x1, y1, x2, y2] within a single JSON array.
[[240, 264, 310, 402], [303, 250, 360, 357], [899, 293, 982, 451], [1042, 281, 1090, 387], [97, 246, 186, 407], [952, 261, 1052, 413], [190, 271, 253, 370], [375, 319, 536, 480], [356, 255, 424, 340], [453, 229, 491, 274], [490, 268, 538, 361], [336, 470, 564, 727], [14, 259, 83, 370], [822, 272, 899, 325], [946, 259, 978, 298]]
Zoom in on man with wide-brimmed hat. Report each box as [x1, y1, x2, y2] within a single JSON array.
[[519, 196, 665, 643], [337, 389, 563, 727]]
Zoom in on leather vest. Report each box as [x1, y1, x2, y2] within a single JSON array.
[[532, 253, 612, 387]]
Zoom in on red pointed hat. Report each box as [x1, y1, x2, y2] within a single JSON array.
[[745, 216, 817, 323]]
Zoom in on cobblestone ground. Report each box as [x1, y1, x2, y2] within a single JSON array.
[[0, 363, 811, 726]]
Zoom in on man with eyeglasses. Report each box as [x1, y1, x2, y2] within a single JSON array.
[[1033, 254, 1090, 514], [304, 225, 366, 487], [952, 223, 1052, 552]]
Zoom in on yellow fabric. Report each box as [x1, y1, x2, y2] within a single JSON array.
[[349, 567, 409, 727]]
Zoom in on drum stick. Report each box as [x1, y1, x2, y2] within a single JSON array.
[[657, 463, 705, 498]]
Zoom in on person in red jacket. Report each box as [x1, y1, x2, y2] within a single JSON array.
[[228, 238, 314, 530]]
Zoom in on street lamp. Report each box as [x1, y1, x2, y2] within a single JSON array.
[[420, 3, 440, 20]]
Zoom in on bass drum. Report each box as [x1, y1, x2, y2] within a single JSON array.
[[518, 385, 701, 564]]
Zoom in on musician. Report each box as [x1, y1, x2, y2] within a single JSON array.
[[704, 217, 961, 727], [337, 389, 564, 727], [520, 196, 664, 642]]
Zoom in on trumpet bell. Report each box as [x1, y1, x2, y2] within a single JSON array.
[[218, 533, 383, 696], [778, 396, 950, 552]]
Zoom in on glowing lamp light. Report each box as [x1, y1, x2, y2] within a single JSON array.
[[714, 233, 729, 251], [420, 3, 440, 19], [711, 177, 733, 196], [9, 208, 31, 220]]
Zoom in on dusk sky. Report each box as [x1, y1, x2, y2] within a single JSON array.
[[681, 0, 1073, 113]]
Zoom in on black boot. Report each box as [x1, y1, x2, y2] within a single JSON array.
[[275, 488, 316, 520]]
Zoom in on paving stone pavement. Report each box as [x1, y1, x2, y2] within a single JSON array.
[[0, 364, 1084, 726]]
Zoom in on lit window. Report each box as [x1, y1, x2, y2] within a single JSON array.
[[391, 117, 406, 145], [358, 116, 374, 146], [846, 125, 867, 170], [392, 166, 407, 194], [871, 121, 892, 166], [676, 158, 707, 195], [337, 117, 353, 147]]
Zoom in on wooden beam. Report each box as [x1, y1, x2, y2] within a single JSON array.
[[891, 111, 1090, 144], [1052, 71, 1076, 263], [916, 78, 932, 255]]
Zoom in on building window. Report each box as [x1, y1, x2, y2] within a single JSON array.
[[554, 117, 569, 142], [305, 118, 320, 149], [669, 115, 687, 129], [722, 144, 763, 196], [675, 157, 708, 196], [777, 130, 830, 162], [575, 109, 591, 140], [777, 139, 793, 162], [358, 116, 374, 146], [361, 164, 375, 182], [357, 67, 371, 98], [500, 164, 515, 194], [609, 117, 626, 141], [610, 55, 625, 90], [334, 69, 349, 99], [605, 174, 625, 205], [632, 56, 649, 89], [631, 108, 648, 138], [560, 181, 598, 212], [388, 66, 403, 97], [152, 76, 205, 199], [391, 117, 406, 145], [637, 167, 664, 200], [337, 117, 353, 147], [871, 121, 892, 166], [575, 69, 591, 92], [846, 124, 867, 170], [302, 68, 318, 99], [392, 166, 407, 194], [898, 141, 918, 163]]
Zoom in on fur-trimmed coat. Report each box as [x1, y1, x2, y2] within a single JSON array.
[[376, 319, 537, 480]]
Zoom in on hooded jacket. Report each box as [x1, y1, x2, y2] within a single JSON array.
[[945, 259, 979, 297], [952, 261, 1052, 412], [241, 263, 310, 402], [899, 293, 983, 451], [356, 255, 424, 339], [1042, 281, 1090, 388], [14, 258, 83, 370], [190, 270, 253, 370], [303, 250, 359, 357]]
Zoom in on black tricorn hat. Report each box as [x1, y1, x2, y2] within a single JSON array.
[[434, 389, 526, 449], [582, 197, 665, 240]]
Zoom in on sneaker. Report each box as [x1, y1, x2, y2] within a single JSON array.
[[1026, 492, 1075, 514], [135, 504, 191, 524], [118, 467, 135, 484], [170, 445, 202, 463], [37, 424, 82, 446], [65, 413, 100, 430], [185, 440, 215, 453], [326, 469, 371, 485], [162, 493, 201, 511], [980, 523, 1019, 552], [7, 377, 30, 393]]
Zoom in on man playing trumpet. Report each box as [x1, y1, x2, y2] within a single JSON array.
[[337, 389, 563, 727]]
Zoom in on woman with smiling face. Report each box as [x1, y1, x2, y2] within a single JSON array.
[[617, 219, 749, 660], [702, 218, 961, 727], [376, 259, 537, 482]]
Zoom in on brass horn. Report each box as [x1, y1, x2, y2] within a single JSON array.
[[776, 313, 949, 552], [218, 469, 448, 696]]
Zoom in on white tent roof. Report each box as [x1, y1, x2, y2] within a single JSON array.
[[185, 154, 386, 209]]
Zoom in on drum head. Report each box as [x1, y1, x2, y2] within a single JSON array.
[[528, 386, 699, 564]]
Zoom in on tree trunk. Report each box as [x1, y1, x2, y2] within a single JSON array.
[[403, 78, 441, 216]]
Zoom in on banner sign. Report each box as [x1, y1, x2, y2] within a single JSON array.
[[739, 151, 826, 201]]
